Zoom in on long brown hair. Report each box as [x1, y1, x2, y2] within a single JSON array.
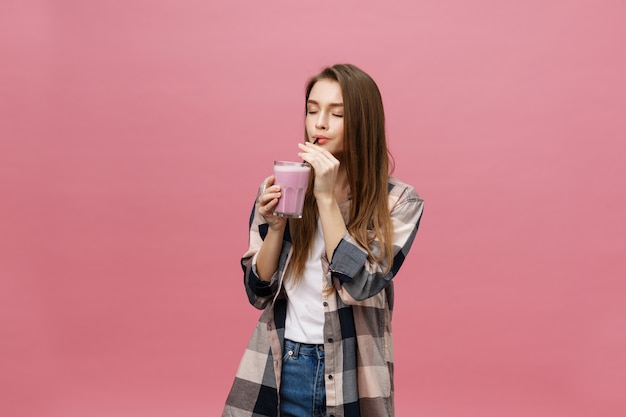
[[288, 64, 395, 282]]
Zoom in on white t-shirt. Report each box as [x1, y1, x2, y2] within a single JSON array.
[[283, 221, 325, 344]]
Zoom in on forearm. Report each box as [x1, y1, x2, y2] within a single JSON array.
[[317, 196, 347, 261], [331, 188, 424, 302], [255, 225, 286, 281]]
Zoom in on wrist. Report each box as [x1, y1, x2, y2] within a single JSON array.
[[315, 194, 337, 208], [267, 221, 287, 233]]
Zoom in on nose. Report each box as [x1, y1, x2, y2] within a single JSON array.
[[315, 112, 328, 130]]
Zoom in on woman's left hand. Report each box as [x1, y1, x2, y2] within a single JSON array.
[[297, 142, 339, 203]]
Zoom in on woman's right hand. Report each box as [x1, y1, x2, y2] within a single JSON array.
[[258, 175, 287, 229]]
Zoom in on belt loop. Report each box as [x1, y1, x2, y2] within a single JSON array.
[[292, 342, 301, 359]]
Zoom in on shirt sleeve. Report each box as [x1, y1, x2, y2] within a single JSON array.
[[329, 183, 424, 303]]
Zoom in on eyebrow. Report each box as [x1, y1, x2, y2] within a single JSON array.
[[307, 99, 344, 108]]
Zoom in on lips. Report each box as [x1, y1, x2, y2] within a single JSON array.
[[313, 136, 329, 145]]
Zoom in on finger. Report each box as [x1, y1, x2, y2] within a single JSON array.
[[303, 141, 336, 159], [299, 151, 335, 173], [264, 185, 281, 194], [262, 175, 277, 194], [298, 144, 337, 169], [261, 192, 281, 206], [260, 198, 279, 216], [297, 146, 330, 165]]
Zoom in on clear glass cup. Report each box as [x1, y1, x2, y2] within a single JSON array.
[[273, 161, 311, 218]]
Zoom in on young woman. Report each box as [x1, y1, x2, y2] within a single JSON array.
[[223, 64, 424, 417]]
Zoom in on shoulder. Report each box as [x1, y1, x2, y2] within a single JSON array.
[[387, 176, 423, 206]]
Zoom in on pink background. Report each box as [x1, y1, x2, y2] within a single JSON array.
[[1, 1, 625, 416]]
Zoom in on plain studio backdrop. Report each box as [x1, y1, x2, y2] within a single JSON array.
[[1, 1, 625, 416]]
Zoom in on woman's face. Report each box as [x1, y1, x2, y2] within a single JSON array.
[[305, 79, 344, 156]]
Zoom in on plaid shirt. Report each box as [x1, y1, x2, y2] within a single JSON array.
[[223, 177, 424, 417]]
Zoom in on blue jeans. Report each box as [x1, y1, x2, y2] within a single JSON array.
[[280, 339, 326, 417]]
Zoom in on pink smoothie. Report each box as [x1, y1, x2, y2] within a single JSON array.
[[273, 162, 310, 218]]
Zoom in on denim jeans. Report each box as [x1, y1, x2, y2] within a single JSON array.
[[280, 339, 326, 417]]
